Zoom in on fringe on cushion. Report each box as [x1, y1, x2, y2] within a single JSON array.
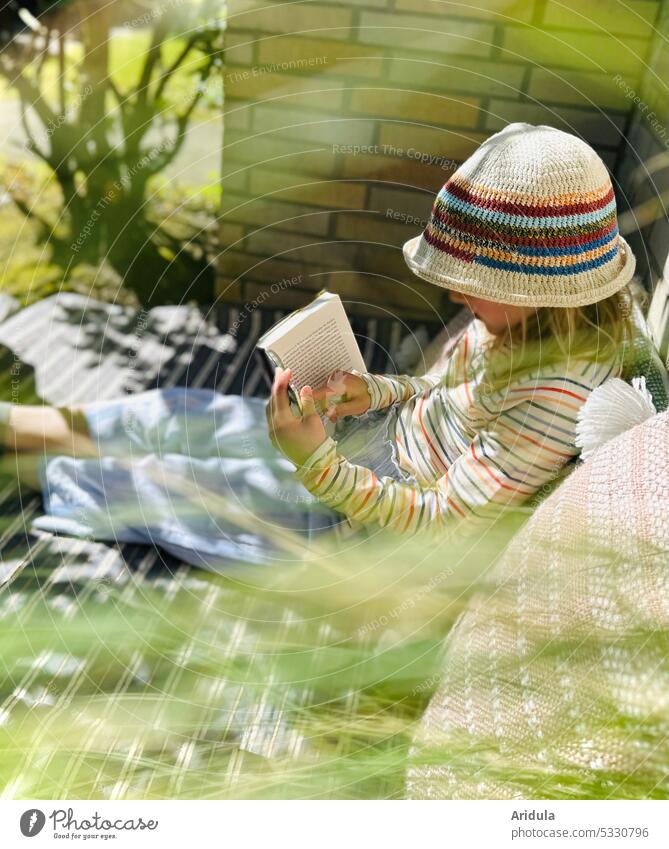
[[576, 376, 656, 461]]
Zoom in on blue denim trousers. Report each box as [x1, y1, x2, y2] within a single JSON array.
[[33, 388, 404, 572]]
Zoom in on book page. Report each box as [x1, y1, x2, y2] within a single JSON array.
[[257, 290, 338, 350], [258, 293, 366, 391], [282, 316, 362, 390]]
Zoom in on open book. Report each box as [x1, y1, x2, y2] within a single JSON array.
[[257, 290, 367, 412]]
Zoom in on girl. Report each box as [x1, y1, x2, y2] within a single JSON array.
[[0, 123, 638, 568]]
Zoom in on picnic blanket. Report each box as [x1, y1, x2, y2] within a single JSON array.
[[0, 292, 448, 572], [0, 292, 449, 799]]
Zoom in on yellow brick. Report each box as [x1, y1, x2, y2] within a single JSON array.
[[252, 103, 376, 146], [349, 88, 480, 127], [335, 211, 423, 244], [502, 26, 647, 74], [216, 270, 446, 319], [225, 69, 344, 109], [542, 0, 658, 37], [368, 185, 433, 221], [322, 275, 392, 315], [387, 55, 525, 97], [357, 10, 495, 57], [256, 35, 386, 78], [394, 0, 535, 23], [527, 68, 633, 111], [220, 168, 249, 193], [340, 151, 452, 190], [241, 280, 319, 310], [237, 4, 353, 38], [224, 132, 336, 178], [219, 223, 246, 247], [224, 105, 252, 131], [220, 248, 306, 283], [223, 192, 332, 236], [225, 32, 254, 66], [321, 271, 444, 316], [484, 101, 626, 146], [377, 124, 487, 163], [215, 277, 243, 303], [230, 0, 266, 17], [249, 170, 368, 209], [358, 243, 419, 279], [244, 230, 360, 270]]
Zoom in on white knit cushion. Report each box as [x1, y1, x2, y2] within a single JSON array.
[[408, 409, 669, 799]]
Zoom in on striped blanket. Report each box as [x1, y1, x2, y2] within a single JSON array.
[[0, 292, 447, 799]]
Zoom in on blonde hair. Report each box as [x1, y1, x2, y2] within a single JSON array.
[[478, 284, 636, 393]]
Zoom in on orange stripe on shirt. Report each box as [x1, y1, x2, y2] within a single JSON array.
[[352, 470, 379, 513], [401, 488, 417, 533], [315, 466, 331, 487], [469, 442, 534, 495], [418, 396, 449, 472], [461, 331, 473, 405], [447, 495, 467, 518]]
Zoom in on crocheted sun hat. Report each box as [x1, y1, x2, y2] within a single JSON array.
[[403, 122, 636, 307]]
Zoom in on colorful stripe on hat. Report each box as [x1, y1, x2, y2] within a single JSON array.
[[423, 175, 620, 277]]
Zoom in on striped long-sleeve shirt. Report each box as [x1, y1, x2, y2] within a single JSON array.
[[294, 319, 620, 535]]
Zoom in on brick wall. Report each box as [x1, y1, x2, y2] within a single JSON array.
[[613, 2, 669, 357], [220, 0, 663, 320]]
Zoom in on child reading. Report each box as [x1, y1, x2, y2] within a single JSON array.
[[0, 123, 637, 568]]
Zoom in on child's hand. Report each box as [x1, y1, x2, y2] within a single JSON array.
[[312, 370, 371, 421], [266, 367, 328, 466]]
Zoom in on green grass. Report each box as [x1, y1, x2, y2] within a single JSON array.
[[1, 515, 667, 800], [0, 191, 139, 307]]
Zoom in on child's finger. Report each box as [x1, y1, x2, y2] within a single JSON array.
[[311, 388, 328, 414], [272, 366, 292, 390], [326, 369, 347, 393], [265, 399, 279, 441], [272, 368, 291, 416], [300, 385, 317, 418], [270, 367, 283, 399], [328, 400, 363, 420], [311, 385, 336, 415]]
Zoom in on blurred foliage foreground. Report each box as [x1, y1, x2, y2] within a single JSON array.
[[0, 499, 667, 800], [0, 0, 225, 306]]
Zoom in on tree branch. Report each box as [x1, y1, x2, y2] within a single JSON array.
[[0, 55, 59, 129], [145, 88, 205, 176], [18, 99, 50, 161], [135, 17, 170, 108], [107, 76, 126, 107], [154, 34, 200, 102], [36, 27, 53, 85], [6, 187, 54, 237], [57, 28, 66, 117]]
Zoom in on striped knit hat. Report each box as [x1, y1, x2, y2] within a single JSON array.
[[403, 122, 635, 307]]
